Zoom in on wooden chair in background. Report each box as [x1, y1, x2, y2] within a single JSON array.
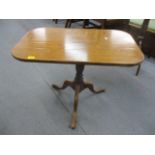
[[128, 19, 150, 76], [62, 19, 128, 29], [65, 19, 87, 28], [65, 19, 106, 28]]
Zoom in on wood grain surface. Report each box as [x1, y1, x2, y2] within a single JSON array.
[[12, 28, 144, 66]]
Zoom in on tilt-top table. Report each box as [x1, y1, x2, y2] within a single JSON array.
[[12, 28, 144, 129]]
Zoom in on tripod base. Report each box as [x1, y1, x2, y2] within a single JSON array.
[[52, 64, 105, 129]]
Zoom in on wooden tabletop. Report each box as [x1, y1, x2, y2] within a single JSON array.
[[12, 28, 144, 66]]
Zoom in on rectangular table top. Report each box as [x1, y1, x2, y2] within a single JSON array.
[[12, 28, 144, 66]]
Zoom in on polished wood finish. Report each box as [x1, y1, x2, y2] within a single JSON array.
[[12, 28, 144, 129], [12, 28, 144, 66]]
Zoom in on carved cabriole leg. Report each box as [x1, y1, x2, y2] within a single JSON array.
[[52, 64, 105, 129], [52, 80, 73, 90], [83, 82, 105, 94], [70, 85, 80, 129]]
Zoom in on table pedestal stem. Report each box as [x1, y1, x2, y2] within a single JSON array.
[[52, 64, 105, 129]]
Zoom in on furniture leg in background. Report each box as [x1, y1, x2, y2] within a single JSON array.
[[53, 19, 58, 24], [136, 19, 150, 76]]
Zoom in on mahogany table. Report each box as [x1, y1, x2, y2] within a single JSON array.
[[12, 28, 144, 129]]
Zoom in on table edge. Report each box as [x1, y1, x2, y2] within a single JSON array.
[[12, 52, 144, 67]]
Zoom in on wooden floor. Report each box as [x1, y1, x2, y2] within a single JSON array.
[[0, 19, 155, 134]]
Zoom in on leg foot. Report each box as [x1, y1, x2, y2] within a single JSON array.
[[84, 82, 105, 94], [52, 80, 73, 90], [70, 112, 77, 129]]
